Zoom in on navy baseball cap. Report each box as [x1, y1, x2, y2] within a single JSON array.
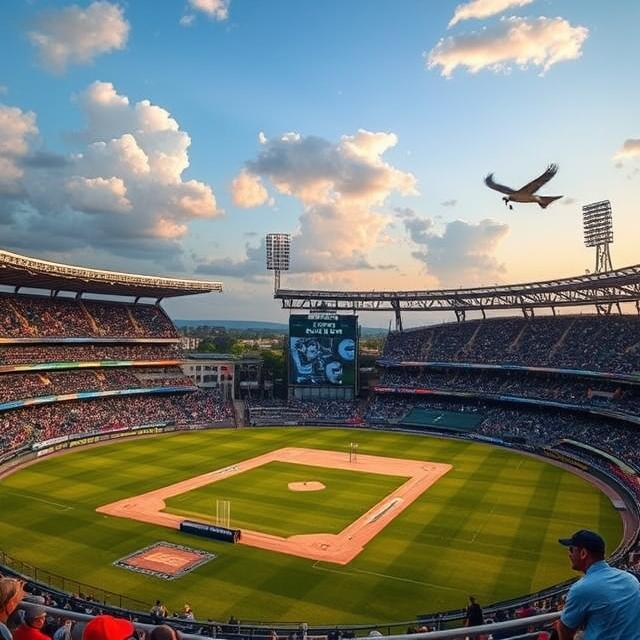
[[558, 529, 605, 555]]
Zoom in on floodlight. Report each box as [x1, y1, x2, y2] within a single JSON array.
[[266, 233, 290, 291], [582, 200, 613, 273]]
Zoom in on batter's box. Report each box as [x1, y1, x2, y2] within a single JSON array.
[[114, 542, 215, 580]]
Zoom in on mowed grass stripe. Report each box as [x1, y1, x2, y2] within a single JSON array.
[[0, 428, 623, 624]]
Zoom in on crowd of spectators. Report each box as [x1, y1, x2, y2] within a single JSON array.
[[378, 367, 640, 417], [0, 295, 177, 339], [0, 343, 182, 366], [0, 368, 195, 405], [382, 315, 640, 374], [366, 394, 640, 470], [0, 391, 233, 455], [246, 399, 361, 426]]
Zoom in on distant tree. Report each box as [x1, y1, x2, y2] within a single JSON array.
[[262, 350, 285, 381], [212, 333, 236, 353]]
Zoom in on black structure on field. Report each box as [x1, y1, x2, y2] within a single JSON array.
[[179, 520, 241, 543]]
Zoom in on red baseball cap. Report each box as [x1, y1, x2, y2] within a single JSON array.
[[83, 615, 135, 640]]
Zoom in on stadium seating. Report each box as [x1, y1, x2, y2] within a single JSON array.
[[0, 294, 177, 338], [0, 342, 182, 365], [0, 293, 232, 458], [382, 315, 640, 374], [246, 399, 361, 426]]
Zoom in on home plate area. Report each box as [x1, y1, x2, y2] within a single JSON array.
[[114, 542, 215, 580]]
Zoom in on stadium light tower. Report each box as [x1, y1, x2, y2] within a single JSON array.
[[582, 200, 614, 273], [266, 233, 290, 292]]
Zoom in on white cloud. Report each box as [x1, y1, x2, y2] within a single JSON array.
[[206, 129, 416, 279], [242, 129, 416, 274], [231, 170, 269, 208], [428, 16, 589, 77], [187, 0, 229, 21], [28, 1, 129, 73], [614, 139, 640, 160], [400, 210, 509, 286], [0, 104, 38, 194], [0, 83, 222, 265], [180, 14, 196, 27], [449, 0, 535, 27], [66, 176, 132, 214]]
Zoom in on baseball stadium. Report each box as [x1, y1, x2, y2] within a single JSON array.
[[1, 244, 639, 640]]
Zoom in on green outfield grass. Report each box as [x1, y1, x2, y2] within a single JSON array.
[[164, 461, 408, 537], [0, 427, 623, 624]]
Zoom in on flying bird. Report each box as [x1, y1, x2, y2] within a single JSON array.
[[485, 164, 563, 210]]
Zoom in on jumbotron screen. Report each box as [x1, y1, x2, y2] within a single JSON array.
[[289, 315, 357, 387]]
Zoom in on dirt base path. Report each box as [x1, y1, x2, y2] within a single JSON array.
[[97, 447, 451, 565]]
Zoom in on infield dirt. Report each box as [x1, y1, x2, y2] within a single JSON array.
[[97, 446, 451, 564]]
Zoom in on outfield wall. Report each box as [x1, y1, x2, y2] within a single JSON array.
[[0, 420, 234, 479]]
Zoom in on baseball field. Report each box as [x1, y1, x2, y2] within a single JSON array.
[[0, 427, 623, 624]]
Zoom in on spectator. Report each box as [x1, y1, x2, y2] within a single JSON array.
[[464, 596, 484, 639], [52, 620, 73, 640], [149, 626, 182, 640], [12, 606, 49, 640], [81, 615, 134, 640], [557, 530, 640, 639], [149, 601, 168, 622], [0, 578, 26, 640]]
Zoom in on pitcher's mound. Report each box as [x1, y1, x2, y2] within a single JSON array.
[[288, 481, 325, 492]]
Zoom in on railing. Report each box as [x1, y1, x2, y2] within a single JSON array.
[[2, 551, 147, 612], [29, 606, 562, 640]]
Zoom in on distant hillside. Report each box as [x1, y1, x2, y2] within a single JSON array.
[[175, 319, 288, 331], [174, 319, 387, 336]]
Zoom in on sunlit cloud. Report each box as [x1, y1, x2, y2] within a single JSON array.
[[400, 209, 509, 286], [614, 138, 640, 160], [0, 104, 37, 194], [28, 1, 129, 73], [220, 129, 416, 277], [231, 169, 269, 208], [448, 0, 535, 28], [0, 82, 222, 266], [428, 16, 588, 77], [186, 0, 229, 21]]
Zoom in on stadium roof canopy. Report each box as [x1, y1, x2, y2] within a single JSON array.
[[275, 264, 640, 327], [0, 249, 223, 300]]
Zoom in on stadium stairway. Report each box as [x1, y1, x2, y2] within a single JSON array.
[[233, 399, 246, 427]]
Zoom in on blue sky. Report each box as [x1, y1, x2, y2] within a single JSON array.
[[0, 0, 638, 325]]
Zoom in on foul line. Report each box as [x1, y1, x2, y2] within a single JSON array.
[[311, 561, 466, 593], [1, 489, 74, 511], [469, 503, 498, 543]]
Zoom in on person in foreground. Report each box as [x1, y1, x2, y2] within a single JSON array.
[[0, 578, 26, 640], [557, 529, 640, 640]]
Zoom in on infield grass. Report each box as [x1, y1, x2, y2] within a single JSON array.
[[0, 427, 624, 624], [163, 461, 408, 536]]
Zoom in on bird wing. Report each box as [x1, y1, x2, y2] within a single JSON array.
[[484, 173, 515, 195], [519, 164, 558, 195]]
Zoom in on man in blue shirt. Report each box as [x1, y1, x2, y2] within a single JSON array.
[[558, 529, 640, 640]]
